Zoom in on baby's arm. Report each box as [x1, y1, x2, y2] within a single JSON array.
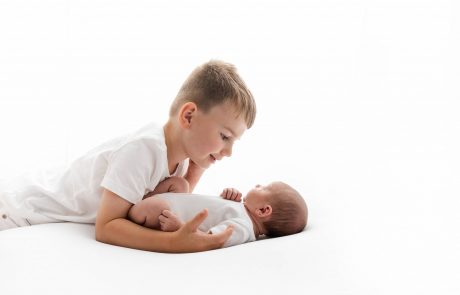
[[220, 188, 242, 202]]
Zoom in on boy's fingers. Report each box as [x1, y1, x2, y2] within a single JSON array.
[[185, 209, 208, 232], [211, 225, 233, 247]]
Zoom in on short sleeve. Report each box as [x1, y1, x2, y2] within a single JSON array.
[[210, 219, 253, 248], [101, 140, 165, 204]]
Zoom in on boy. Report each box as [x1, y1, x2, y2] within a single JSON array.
[[128, 177, 308, 248], [0, 60, 256, 253]]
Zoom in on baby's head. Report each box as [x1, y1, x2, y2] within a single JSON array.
[[169, 59, 256, 129], [243, 181, 308, 238]]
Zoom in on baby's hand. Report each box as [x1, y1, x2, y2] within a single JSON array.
[[220, 188, 242, 202], [159, 210, 183, 232]]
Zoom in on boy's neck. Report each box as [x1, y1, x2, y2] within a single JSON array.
[[163, 120, 187, 174]]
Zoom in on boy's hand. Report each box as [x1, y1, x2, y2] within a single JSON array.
[[170, 209, 233, 252], [220, 188, 242, 202]]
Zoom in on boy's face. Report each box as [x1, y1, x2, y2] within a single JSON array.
[[183, 102, 247, 169]]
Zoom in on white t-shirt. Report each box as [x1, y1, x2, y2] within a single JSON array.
[[155, 193, 256, 248], [0, 122, 187, 224]]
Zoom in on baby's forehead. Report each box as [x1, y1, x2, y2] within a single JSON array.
[[268, 182, 303, 204], [268, 181, 291, 191]]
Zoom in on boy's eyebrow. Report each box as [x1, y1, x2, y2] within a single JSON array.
[[224, 126, 240, 139]]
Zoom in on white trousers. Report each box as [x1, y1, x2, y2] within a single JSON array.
[[0, 196, 31, 231]]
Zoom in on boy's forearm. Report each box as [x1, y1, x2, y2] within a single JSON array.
[[185, 175, 201, 192], [183, 160, 205, 193], [184, 168, 204, 192], [96, 217, 174, 252]]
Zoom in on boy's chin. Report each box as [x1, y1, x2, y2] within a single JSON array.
[[192, 157, 214, 169]]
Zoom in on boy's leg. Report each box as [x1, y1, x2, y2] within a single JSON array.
[[143, 176, 189, 199], [0, 197, 31, 231]]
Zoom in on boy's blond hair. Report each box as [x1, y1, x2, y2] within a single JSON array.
[[263, 182, 308, 237], [170, 60, 256, 128]]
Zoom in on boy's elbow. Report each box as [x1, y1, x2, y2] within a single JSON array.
[[95, 228, 104, 243], [95, 221, 109, 243]]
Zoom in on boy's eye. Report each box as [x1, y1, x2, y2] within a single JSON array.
[[220, 133, 230, 141]]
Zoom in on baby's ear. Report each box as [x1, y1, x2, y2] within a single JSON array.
[[257, 205, 272, 218]]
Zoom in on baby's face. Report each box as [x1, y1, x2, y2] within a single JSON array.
[[243, 182, 283, 211]]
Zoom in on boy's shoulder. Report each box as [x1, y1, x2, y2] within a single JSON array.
[[130, 122, 165, 142], [118, 122, 167, 152]]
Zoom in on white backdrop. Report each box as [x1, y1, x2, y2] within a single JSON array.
[[1, 0, 459, 293]]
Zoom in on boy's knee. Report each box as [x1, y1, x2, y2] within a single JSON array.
[[168, 176, 189, 193]]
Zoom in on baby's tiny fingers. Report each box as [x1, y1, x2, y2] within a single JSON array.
[[220, 188, 229, 198], [231, 189, 240, 200], [235, 192, 242, 202], [226, 189, 234, 199]]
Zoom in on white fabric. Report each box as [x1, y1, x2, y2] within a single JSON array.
[[0, 122, 187, 225], [156, 193, 256, 247], [0, 197, 31, 230]]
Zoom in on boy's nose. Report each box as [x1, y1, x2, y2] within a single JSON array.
[[221, 144, 233, 157]]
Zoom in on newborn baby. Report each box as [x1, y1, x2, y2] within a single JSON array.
[[128, 177, 308, 248]]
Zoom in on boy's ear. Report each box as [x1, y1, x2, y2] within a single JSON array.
[[178, 102, 198, 128], [257, 205, 272, 218]]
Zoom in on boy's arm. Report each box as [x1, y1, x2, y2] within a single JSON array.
[[95, 188, 233, 253], [184, 160, 205, 193]]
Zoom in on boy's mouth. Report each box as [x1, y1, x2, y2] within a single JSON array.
[[210, 154, 216, 163]]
